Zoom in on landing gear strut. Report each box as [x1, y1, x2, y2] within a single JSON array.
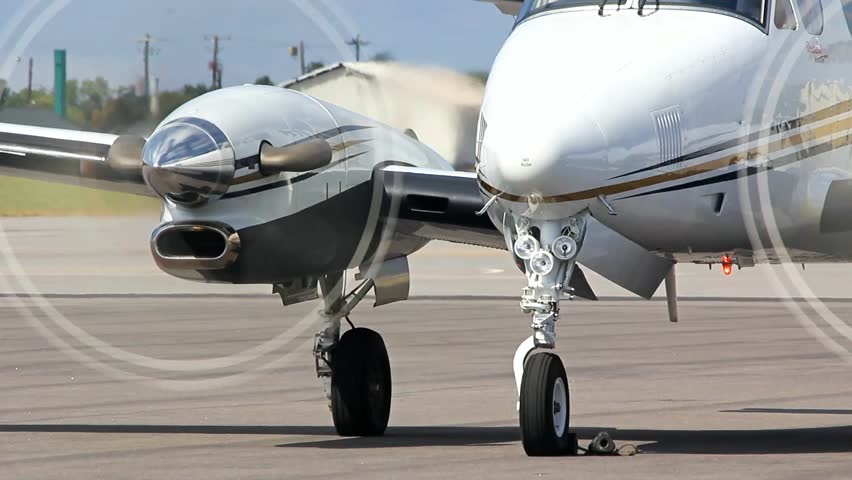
[[313, 273, 392, 437], [511, 212, 588, 456]]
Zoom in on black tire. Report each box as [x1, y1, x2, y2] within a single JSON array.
[[519, 352, 571, 456], [330, 328, 392, 436]]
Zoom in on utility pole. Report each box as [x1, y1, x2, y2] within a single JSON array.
[[299, 40, 305, 76], [346, 34, 370, 62], [212, 35, 219, 89], [26, 57, 33, 103], [206, 34, 230, 89], [289, 42, 306, 76], [137, 33, 159, 97]]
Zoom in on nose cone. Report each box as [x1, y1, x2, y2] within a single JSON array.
[[479, 9, 766, 214], [481, 111, 608, 199], [143, 118, 236, 206]]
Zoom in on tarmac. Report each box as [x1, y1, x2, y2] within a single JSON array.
[[2, 217, 852, 479]]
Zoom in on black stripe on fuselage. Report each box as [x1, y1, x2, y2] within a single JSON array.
[[610, 98, 852, 180], [222, 151, 369, 200], [610, 120, 801, 180], [618, 137, 844, 199]]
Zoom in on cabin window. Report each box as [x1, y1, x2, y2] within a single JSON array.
[[775, 0, 798, 29], [842, 0, 852, 35], [796, 0, 824, 34], [516, 0, 628, 23], [517, 0, 767, 26]]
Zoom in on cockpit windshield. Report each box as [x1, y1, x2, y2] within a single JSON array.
[[518, 0, 767, 25]]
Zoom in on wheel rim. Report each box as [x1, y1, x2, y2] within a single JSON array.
[[552, 377, 567, 437]]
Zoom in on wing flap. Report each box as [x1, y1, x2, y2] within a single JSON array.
[[579, 218, 674, 299]]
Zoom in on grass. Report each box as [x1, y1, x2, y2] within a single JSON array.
[[0, 176, 160, 216]]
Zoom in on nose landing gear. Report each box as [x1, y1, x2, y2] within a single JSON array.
[[511, 212, 588, 456]]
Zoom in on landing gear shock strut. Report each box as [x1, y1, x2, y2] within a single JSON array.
[[511, 212, 588, 455]]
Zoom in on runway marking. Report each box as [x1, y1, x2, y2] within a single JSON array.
[[6, 293, 852, 302]]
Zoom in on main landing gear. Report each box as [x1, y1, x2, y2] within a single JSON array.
[[313, 272, 394, 436], [331, 327, 391, 435], [510, 212, 588, 456]]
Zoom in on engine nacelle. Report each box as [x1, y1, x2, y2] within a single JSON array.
[[144, 85, 451, 284], [142, 85, 343, 206]]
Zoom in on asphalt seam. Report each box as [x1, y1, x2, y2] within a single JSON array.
[[3, 294, 852, 303]]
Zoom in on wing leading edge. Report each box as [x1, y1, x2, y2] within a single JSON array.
[[376, 165, 673, 299], [0, 122, 151, 196]]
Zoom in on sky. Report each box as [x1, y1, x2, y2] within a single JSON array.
[[0, 0, 515, 92]]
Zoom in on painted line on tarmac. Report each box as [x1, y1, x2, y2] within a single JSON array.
[[3, 293, 852, 303]]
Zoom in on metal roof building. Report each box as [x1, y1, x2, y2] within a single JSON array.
[[280, 62, 484, 170]]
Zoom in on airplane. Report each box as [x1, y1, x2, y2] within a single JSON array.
[[1, 0, 851, 457]]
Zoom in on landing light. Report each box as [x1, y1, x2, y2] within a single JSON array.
[[551, 236, 578, 261], [722, 255, 733, 276], [514, 234, 539, 260], [529, 251, 555, 276]]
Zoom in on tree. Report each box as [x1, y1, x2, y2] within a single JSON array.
[[370, 51, 394, 62], [254, 75, 274, 86], [157, 83, 210, 122], [79, 77, 110, 112], [66, 79, 79, 107], [0, 76, 214, 130], [4, 87, 52, 109], [468, 71, 489, 84], [0, 79, 8, 107]]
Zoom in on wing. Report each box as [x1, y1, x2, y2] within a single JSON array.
[[378, 165, 505, 250], [377, 165, 673, 299], [0, 122, 151, 196], [478, 0, 523, 15]]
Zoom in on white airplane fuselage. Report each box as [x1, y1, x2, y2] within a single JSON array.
[[479, 2, 852, 265]]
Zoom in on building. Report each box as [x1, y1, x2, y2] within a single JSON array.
[[478, 0, 523, 15], [280, 62, 484, 170]]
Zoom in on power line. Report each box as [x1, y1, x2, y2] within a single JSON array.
[[346, 34, 370, 62]]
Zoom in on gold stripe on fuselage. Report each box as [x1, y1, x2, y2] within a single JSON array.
[[480, 101, 852, 203]]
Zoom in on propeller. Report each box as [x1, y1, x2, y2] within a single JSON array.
[[105, 135, 147, 172], [259, 139, 333, 175]]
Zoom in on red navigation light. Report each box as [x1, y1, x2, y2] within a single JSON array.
[[721, 255, 733, 276]]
